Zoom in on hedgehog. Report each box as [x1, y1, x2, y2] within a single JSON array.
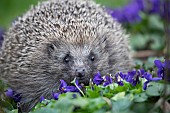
[[0, 0, 133, 112]]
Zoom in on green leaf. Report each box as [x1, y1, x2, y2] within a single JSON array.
[[134, 93, 148, 102], [150, 34, 165, 50], [31, 108, 57, 113], [0, 99, 14, 111], [130, 34, 148, 50], [8, 109, 18, 113], [134, 60, 144, 69], [146, 82, 164, 96], [88, 97, 106, 110], [71, 96, 89, 108], [0, 80, 7, 92], [86, 85, 102, 98], [111, 98, 132, 113], [148, 15, 163, 30], [51, 95, 75, 113], [111, 92, 125, 101]]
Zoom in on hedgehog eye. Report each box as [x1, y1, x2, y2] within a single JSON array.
[[64, 54, 70, 64], [91, 56, 95, 61], [89, 52, 95, 62]]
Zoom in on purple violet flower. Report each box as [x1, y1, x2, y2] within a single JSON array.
[[154, 60, 165, 78], [126, 70, 140, 86], [154, 60, 170, 80], [5, 88, 21, 102], [52, 92, 60, 100], [117, 81, 124, 86], [115, 72, 125, 86], [52, 79, 82, 100], [40, 96, 45, 102], [143, 72, 162, 90], [5, 88, 13, 98], [103, 75, 113, 87], [59, 79, 80, 93], [106, 0, 170, 24], [59, 80, 67, 93], [123, 1, 142, 23], [137, 69, 145, 78], [125, 70, 135, 82], [147, 0, 161, 14], [107, 8, 126, 23], [65, 86, 80, 92], [93, 71, 104, 85], [136, 0, 145, 11], [118, 71, 126, 80], [106, 0, 142, 23]]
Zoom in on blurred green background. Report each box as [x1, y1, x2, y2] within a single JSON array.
[[0, 0, 40, 28], [0, 0, 165, 56]]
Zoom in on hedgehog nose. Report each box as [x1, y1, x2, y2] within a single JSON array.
[[75, 68, 85, 78]]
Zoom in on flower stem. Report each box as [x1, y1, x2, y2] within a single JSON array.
[[72, 78, 85, 97]]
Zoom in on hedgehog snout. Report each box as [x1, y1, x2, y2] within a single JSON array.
[[75, 67, 86, 78]]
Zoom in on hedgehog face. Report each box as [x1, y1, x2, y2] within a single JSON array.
[[46, 37, 109, 85]]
